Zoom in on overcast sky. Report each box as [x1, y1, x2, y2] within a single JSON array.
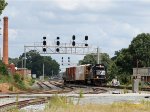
[[0, 0, 150, 68]]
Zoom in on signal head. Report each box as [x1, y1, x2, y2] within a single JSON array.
[[72, 35, 75, 40], [85, 43, 88, 46], [43, 37, 46, 39], [56, 41, 60, 46], [43, 40, 46, 45], [57, 37, 60, 40], [72, 41, 75, 46], [85, 36, 88, 40], [56, 48, 59, 52], [43, 47, 46, 52]]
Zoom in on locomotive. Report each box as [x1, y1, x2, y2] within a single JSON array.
[[63, 64, 107, 86]]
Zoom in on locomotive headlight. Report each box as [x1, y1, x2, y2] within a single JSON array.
[[96, 76, 99, 79]]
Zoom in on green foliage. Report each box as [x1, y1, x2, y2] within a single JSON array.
[[129, 33, 150, 67], [141, 100, 150, 107], [111, 33, 150, 84], [17, 50, 60, 78], [44, 96, 150, 112], [79, 54, 97, 65], [29, 78, 35, 86], [8, 85, 13, 91], [79, 89, 84, 98], [45, 95, 73, 111], [0, 0, 7, 15], [79, 53, 113, 81], [79, 53, 112, 66], [0, 74, 13, 83], [79, 33, 150, 85], [9, 58, 19, 66], [0, 60, 8, 75], [13, 74, 26, 90]]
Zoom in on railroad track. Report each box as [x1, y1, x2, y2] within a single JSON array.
[[36, 82, 44, 88], [49, 81, 74, 90], [90, 87, 108, 94], [37, 82, 51, 89], [49, 81, 108, 94], [0, 96, 10, 98], [0, 97, 50, 111], [41, 82, 52, 89]]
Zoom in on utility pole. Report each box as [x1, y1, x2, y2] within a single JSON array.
[[24, 47, 26, 69], [43, 63, 44, 81], [22, 58, 24, 68], [97, 47, 101, 64], [0, 48, 1, 60], [136, 59, 139, 77], [97, 47, 99, 64]]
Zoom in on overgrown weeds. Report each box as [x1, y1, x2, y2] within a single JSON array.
[[43, 95, 150, 112]]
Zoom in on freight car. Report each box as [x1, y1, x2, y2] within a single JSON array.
[[63, 64, 106, 86]]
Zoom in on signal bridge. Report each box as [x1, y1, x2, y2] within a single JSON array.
[[24, 42, 99, 55], [23, 36, 101, 68]]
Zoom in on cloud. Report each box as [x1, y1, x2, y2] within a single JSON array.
[[1, 0, 150, 59], [9, 29, 18, 40]]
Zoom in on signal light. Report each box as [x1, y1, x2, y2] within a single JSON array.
[[56, 48, 59, 52], [43, 40, 46, 45], [43, 48, 46, 52], [57, 37, 60, 40], [72, 41, 75, 46], [72, 35, 75, 40], [85, 36, 88, 40], [68, 57, 70, 62], [43, 37, 46, 39], [56, 41, 60, 46], [43, 36, 46, 52], [85, 43, 88, 46], [62, 57, 63, 62]]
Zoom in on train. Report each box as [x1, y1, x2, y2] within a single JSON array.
[[62, 64, 107, 86]]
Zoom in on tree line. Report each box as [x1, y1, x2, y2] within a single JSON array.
[[79, 33, 150, 84]]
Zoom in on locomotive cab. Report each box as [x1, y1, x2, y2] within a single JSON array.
[[91, 64, 106, 86]]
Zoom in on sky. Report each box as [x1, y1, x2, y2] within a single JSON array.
[[1, 0, 150, 69]]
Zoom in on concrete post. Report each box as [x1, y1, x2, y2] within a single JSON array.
[[132, 79, 139, 93]]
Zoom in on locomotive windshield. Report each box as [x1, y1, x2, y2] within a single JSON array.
[[96, 67, 105, 70]]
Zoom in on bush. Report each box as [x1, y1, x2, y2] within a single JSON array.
[[0, 60, 8, 75], [13, 74, 26, 90], [29, 79, 35, 86], [0, 74, 13, 83], [8, 86, 14, 91]]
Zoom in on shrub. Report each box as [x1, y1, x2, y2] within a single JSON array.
[[13, 74, 26, 90], [0, 60, 8, 75]]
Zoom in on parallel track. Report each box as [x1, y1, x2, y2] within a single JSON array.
[[0, 97, 50, 111]]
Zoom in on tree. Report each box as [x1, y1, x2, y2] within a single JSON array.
[[0, 0, 7, 15], [79, 53, 112, 66], [129, 33, 150, 67], [0, 60, 8, 75], [9, 58, 19, 66], [17, 50, 60, 78], [79, 54, 97, 65], [112, 33, 150, 84]]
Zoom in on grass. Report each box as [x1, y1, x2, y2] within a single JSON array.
[[0, 74, 14, 83], [10, 95, 150, 112], [43, 95, 150, 112]]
